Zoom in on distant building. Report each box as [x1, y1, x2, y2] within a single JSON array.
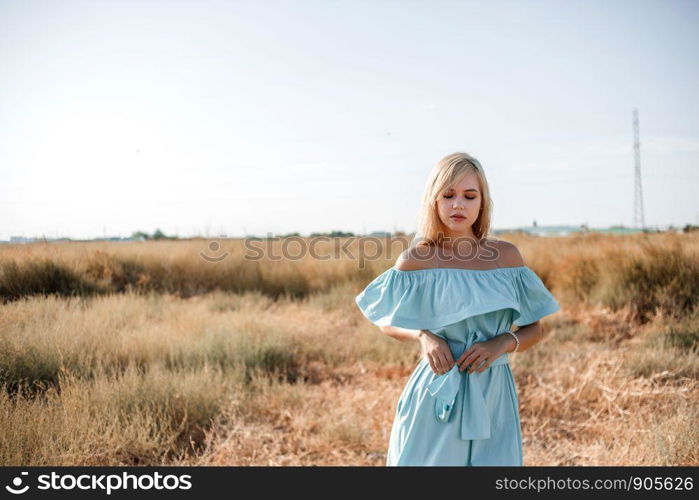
[[9, 236, 36, 243]]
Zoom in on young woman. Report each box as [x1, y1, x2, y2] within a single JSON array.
[[355, 152, 560, 466]]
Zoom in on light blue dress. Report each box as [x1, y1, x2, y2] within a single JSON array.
[[355, 265, 560, 466]]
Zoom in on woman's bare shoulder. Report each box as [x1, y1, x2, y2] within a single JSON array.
[[394, 244, 439, 271], [489, 238, 525, 267]]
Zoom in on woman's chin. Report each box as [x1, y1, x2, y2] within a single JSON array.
[[443, 227, 475, 239], [447, 222, 471, 231]]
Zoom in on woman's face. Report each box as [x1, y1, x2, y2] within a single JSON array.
[[436, 171, 482, 241]]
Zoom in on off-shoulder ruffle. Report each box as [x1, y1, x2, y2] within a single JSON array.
[[354, 265, 560, 330]]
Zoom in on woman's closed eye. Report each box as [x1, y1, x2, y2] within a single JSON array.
[[443, 194, 476, 200]]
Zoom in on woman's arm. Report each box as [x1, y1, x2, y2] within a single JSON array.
[[496, 321, 543, 353], [491, 240, 545, 353], [379, 325, 425, 342]]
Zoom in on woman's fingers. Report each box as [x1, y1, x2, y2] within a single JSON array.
[[458, 349, 479, 371], [431, 352, 444, 375], [476, 357, 491, 373], [443, 348, 456, 367], [467, 354, 488, 374], [456, 346, 474, 367], [438, 341, 499, 374], [437, 350, 452, 373], [432, 351, 444, 374], [444, 349, 457, 372], [462, 350, 488, 373], [426, 352, 436, 374]]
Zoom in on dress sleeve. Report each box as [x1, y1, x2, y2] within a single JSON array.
[[511, 267, 561, 327], [354, 267, 438, 329]]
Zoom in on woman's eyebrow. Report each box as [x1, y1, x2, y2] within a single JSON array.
[[447, 188, 479, 192]]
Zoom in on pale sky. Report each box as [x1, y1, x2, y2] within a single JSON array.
[[1, 0, 697, 240]]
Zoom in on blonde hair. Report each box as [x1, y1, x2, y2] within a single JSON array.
[[412, 152, 494, 248]]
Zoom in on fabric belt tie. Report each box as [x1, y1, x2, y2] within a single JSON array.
[[425, 329, 510, 441]]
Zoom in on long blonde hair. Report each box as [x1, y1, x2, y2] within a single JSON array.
[[412, 152, 494, 248]]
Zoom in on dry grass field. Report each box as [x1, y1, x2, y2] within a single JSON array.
[[1, 232, 697, 465]]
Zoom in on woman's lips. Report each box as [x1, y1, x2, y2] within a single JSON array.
[[450, 215, 466, 220]]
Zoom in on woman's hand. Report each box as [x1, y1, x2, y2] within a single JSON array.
[[456, 335, 513, 374], [418, 330, 455, 375]]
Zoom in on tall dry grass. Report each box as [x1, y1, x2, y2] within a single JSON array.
[[0, 238, 392, 302], [0, 231, 697, 465]]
